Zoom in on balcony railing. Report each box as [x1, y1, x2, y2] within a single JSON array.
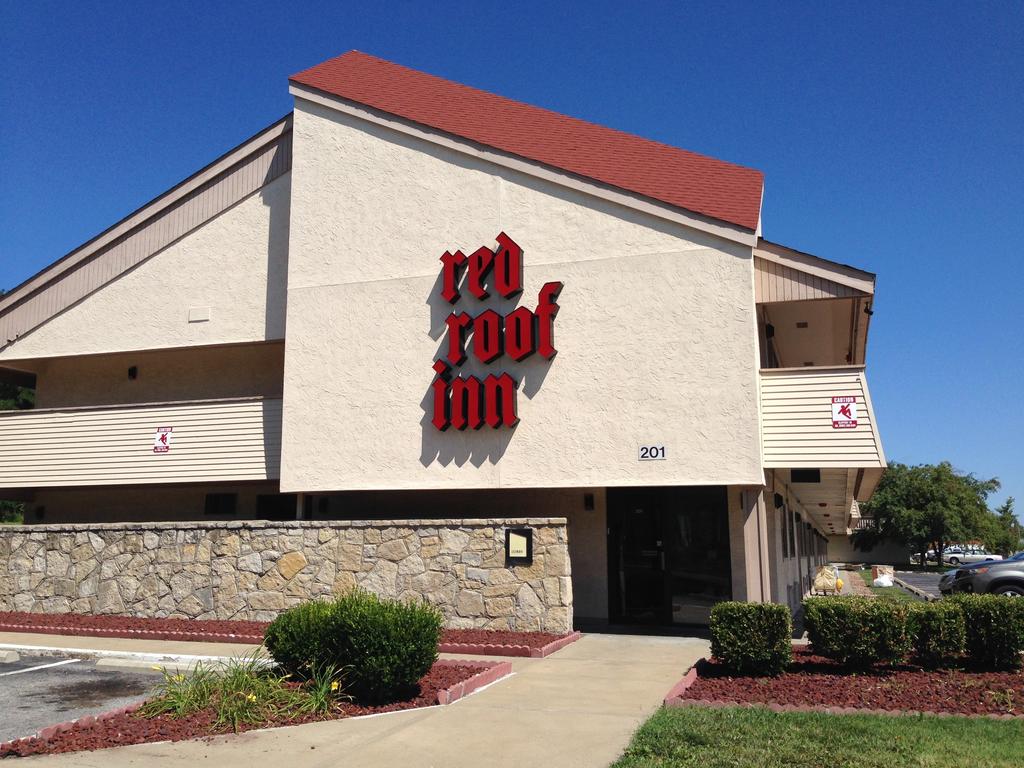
[[0, 397, 281, 488]]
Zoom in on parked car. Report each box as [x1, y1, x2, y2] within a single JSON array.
[[941, 555, 1024, 597], [953, 547, 1002, 565], [929, 546, 1002, 566]]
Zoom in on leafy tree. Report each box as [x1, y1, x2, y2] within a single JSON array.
[[984, 497, 1022, 556], [853, 461, 1000, 567]]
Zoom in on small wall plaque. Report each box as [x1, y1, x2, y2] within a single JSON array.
[[505, 528, 533, 565]]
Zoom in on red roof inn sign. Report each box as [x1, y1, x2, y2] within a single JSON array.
[[430, 233, 562, 431]]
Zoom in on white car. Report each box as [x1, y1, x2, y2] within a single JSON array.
[[943, 547, 1002, 566]]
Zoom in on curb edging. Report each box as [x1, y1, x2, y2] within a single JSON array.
[[662, 665, 698, 704], [0, 622, 264, 645], [434, 660, 514, 704], [892, 577, 939, 602], [440, 630, 582, 658]]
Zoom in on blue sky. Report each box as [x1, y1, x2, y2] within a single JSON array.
[[1, 2, 1021, 514]]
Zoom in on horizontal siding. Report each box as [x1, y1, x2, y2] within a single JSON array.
[[760, 368, 884, 469], [0, 398, 281, 488], [0, 124, 292, 348], [754, 256, 863, 303]]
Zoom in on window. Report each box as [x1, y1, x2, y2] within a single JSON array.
[[204, 493, 237, 516], [257, 494, 297, 521], [790, 468, 821, 484]]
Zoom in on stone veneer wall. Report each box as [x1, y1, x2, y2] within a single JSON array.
[[0, 518, 572, 633]]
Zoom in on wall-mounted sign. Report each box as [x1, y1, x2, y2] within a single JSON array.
[[153, 426, 173, 453], [831, 396, 858, 429], [430, 233, 563, 431], [505, 527, 533, 565], [638, 444, 667, 461]]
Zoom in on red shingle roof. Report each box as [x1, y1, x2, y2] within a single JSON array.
[[290, 52, 764, 232]]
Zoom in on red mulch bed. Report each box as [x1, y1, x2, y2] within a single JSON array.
[[441, 628, 566, 650], [0, 611, 573, 652], [0, 611, 267, 641], [682, 648, 1024, 717], [0, 661, 495, 758]]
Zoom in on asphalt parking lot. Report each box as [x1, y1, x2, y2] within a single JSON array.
[[894, 571, 944, 598], [0, 655, 161, 743]]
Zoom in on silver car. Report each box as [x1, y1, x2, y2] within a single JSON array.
[[943, 553, 1024, 597]]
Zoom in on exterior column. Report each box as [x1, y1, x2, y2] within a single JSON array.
[[740, 489, 771, 602]]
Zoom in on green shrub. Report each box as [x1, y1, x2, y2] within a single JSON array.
[[906, 601, 966, 667], [710, 602, 793, 676], [803, 596, 912, 667], [266, 590, 444, 704], [949, 594, 1024, 670], [264, 598, 335, 678], [327, 589, 443, 703]]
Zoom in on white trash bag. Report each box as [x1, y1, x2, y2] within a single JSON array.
[[873, 574, 894, 588]]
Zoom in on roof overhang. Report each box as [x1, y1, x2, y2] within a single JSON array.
[[290, 83, 760, 249], [755, 239, 876, 298]]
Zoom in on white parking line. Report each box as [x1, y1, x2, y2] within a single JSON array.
[[0, 658, 81, 677]]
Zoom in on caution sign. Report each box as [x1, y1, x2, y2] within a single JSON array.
[[153, 426, 173, 453], [831, 397, 858, 429]]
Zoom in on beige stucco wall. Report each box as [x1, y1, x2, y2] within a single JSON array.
[[31, 342, 284, 408], [0, 174, 291, 362], [281, 99, 761, 492]]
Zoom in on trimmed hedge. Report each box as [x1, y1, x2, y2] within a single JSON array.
[[262, 598, 334, 678], [949, 594, 1024, 670], [906, 601, 966, 668], [710, 602, 793, 676], [803, 596, 912, 667], [265, 589, 444, 703]]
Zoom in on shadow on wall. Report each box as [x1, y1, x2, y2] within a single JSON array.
[[262, 397, 284, 479], [419, 261, 556, 468], [261, 160, 291, 342]]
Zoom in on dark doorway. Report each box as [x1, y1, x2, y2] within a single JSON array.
[[607, 486, 731, 625]]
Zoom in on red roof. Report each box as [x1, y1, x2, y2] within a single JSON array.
[[290, 52, 763, 232]]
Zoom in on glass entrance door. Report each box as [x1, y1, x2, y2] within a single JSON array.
[[608, 486, 732, 625]]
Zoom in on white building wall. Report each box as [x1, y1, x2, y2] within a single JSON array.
[[281, 99, 762, 492]]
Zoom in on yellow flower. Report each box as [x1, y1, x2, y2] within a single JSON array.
[[246, 693, 257, 702], [330, 681, 339, 692], [173, 674, 185, 683]]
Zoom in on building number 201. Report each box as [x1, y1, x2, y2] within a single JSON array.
[[638, 445, 666, 461]]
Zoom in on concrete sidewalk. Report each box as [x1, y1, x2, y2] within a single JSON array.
[[13, 632, 708, 768]]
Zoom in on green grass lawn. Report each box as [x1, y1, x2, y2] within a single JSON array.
[[612, 705, 1024, 768], [857, 569, 920, 603]]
